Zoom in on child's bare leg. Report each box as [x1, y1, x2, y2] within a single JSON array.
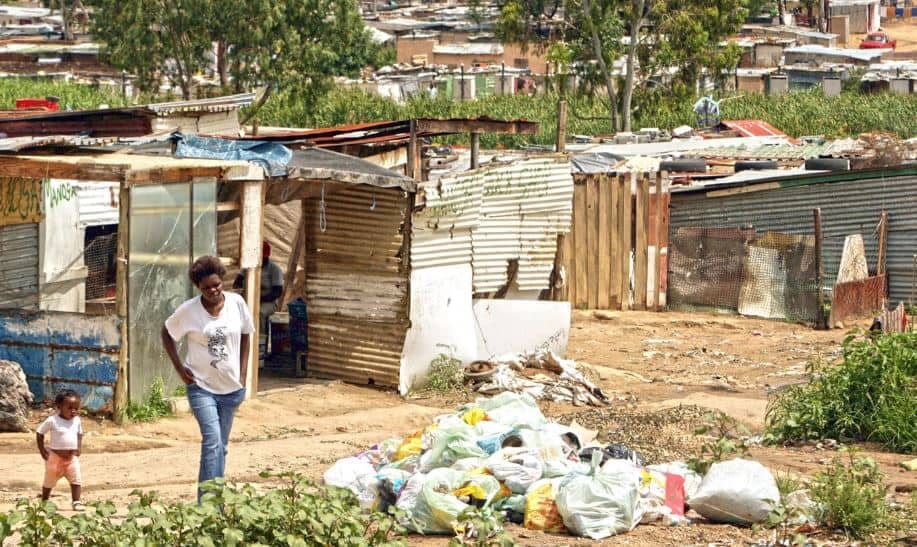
[[41, 487, 51, 501], [70, 484, 81, 502]]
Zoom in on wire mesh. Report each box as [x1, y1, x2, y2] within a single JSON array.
[[668, 225, 819, 323], [84, 232, 118, 301]]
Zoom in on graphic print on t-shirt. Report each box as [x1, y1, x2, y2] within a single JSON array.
[[207, 326, 229, 368]]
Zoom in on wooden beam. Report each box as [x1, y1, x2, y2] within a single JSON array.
[[634, 174, 649, 310], [112, 183, 130, 424], [609, 174, 620, 309], [573, 182, 588, 308], [877, 211, 888, 276], [414, 118, 539, 135], [814, 207, 825, 329], [586, 176, 599, 309], [408, 119, 420, 180], [597, 175, 611, 309], [0, 156, 126, 182], [654, 174, 664, 311], [620, 173, 633, 311], [280, 211, 306, 309]]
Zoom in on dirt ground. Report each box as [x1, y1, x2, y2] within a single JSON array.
[[1, 309, 915, 545]]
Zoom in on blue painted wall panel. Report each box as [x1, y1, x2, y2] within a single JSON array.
[[48, 351, 118, 385], [0, 310, 121, 412]]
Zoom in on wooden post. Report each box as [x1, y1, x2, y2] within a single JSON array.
[[814, 207, 826, 329], [654, 173, 664, 311], [556, 100, 567, 153], [877, 211, 888, 276], [280, 213, 306, 309], [113, 183, 130, 424], [549, 233, 566, 301], [634, 174, 649, 310], [470, 132, 480, 170], [573, 181, 588, 308], [239, 181, 263, 397], [408, 119, 419, 180]]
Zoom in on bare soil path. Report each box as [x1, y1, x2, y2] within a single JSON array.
[[1, 309, 914, 545]]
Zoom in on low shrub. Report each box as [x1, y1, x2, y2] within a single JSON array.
[[0, 471, 407, 546], [125, 377, 172, 422], [425, 352, 465, 394], [765, 331, 917, 453], [810, 452, 888, 539]]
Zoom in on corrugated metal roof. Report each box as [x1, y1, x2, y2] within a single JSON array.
[[0, 223, 39, 309], [669, 168, 917, 303], [146, 93, 256, 115], [433, 43, 503, 55], [412, 155, 573, 292], [784, 44, 884, 62], [720, 120, 787, 138], [684, 142, 831, 161], [75, 182, 118, 228]]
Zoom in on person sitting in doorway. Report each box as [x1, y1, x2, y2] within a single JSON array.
[[233, 241, 284, 359]]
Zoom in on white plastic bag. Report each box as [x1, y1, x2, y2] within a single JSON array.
[[476, 392, 547, 430], [688, 458, 780, 525], [323, 457, 380, 510], [409, 468, 470, 533], [555, 453, 643, 539], [487, 449, 544, 494]]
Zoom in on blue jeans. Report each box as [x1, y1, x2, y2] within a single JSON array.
[[186, 384, 245, 500]]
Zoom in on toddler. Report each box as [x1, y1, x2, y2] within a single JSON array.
[[36, 389, 84, 511]]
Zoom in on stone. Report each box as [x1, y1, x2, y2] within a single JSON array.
[[0, 360, 32, 432]]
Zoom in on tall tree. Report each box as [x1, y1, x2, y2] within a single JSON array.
[[496, 0, 748, 131], [90, 0, 382, 102]]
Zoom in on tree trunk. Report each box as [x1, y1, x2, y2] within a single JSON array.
[[58, 0, 74, 41], [240, 84, 273, 126], [582, 0, 619, 132], [621, 0, 645, 133], [778, 0, 786, 24], [216, 41, 229, 88]]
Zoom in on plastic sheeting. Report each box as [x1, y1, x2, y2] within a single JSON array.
[[173, 133, 292, 177]]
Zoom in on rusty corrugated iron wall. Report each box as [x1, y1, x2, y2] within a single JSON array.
[[303, 185, 410, 387]]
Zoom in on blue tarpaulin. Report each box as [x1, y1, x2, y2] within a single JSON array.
[[172, 133, 292, 177]]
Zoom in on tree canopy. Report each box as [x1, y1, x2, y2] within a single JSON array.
[[496, 0, 748, 131], [89, 0, 387, 101]]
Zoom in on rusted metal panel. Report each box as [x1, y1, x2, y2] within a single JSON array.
[[0, 309, 120, 411], [304, 185, 408, 388], [719, 120, 788, 138], [829, 274, 887, 327], [411, 156, 573, 293], [0, 222, 39, 309]]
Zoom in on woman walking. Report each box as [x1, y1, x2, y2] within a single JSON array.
[[161, 256, 254, 500]]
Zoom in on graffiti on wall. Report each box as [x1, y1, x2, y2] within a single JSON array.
[[0, 177, 42, 226]]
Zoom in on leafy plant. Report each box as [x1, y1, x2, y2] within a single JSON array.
[[810, 452, 888, 539], [687, 410, 751, 475], [775, 471, 803, 498], [426, 351, 465, 394], [0, 471, 407, 546], [125, 377, 173, 422], [449, 506, 514, 547], [766, 331, 917, 453]]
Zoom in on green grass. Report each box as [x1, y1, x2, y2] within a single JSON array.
[[765, 331, 917, 453], [811, 453, 888, 539], [125, 377, 172, 422], [0, 77, 131, 110]]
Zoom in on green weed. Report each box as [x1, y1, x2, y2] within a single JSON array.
[[765, 331, 917, 453], [810, 452, 888, 539], [426, 352, 465, 394], [0, 471, 407, 546], [125, 377, 172, 422], [687, 410, 751, 475], [449, 506, 514, 547], [775, 471, 803, 498]]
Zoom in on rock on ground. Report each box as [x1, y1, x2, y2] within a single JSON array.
[[0, 360, 32, 432]]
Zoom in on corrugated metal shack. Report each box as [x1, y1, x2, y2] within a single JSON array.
[[0, 151, 263, 416], [669, 166, 917, 304]]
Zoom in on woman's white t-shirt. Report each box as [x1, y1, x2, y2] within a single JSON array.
[[165, 291, 255, 394]]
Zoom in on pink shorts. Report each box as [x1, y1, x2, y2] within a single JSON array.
[[43, 452, 81, 488]]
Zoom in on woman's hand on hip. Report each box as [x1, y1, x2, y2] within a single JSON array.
[[179, 366, 196, 385]]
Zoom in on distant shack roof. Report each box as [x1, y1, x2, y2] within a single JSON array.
[[234, 117, 539, 147]]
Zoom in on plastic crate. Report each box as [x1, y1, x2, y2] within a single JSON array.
[[287, 299, 308, 352]]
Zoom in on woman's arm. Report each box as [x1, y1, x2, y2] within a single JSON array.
[[239, 333, 250, 391], [161, 324, 195, 385]]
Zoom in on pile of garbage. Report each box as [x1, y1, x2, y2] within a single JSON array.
[[324, 393, 782, 539], [465, 351, 610, 407]]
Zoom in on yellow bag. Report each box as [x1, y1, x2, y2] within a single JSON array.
[[453, 483, 487, 500], [524, 480, 566, 533], [462, 408, 488, 426], [394, 431, 423, 461]]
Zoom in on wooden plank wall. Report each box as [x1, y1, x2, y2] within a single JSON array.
[[563, 172, 669, 311]]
